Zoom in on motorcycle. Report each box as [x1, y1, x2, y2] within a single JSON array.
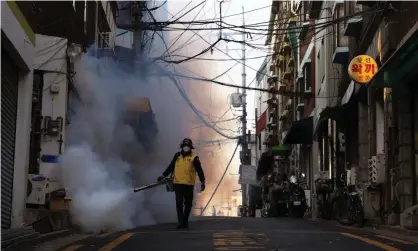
[[286, 174, 307, 218], [261, 183, 288, 217]]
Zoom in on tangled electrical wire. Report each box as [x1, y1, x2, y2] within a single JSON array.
[[153, 6, 383, 64], [122, 1, 386, 141]]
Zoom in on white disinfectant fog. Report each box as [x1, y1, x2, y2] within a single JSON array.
[[59, 51, 191, 232]]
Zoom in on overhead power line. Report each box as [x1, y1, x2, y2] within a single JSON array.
[[200, 141, 240, 216], [145, 6, 381, 34], [158, 70, 341, 99], [162, 69, 240, 139]]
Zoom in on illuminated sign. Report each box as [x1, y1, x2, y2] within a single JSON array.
[[348, 55, 378, 84]]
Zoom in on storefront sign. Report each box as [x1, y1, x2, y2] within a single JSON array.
[[238, 165, 258, 185], [348, 55, 378, 84]]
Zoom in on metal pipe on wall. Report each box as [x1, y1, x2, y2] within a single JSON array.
[[368, 88, 377, 157]]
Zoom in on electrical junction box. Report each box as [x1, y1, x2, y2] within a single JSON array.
[[46, 119, 61, 136], [230, 93, 243, 108], [27, 174, 49, 205], [50, 82, 60, 94]]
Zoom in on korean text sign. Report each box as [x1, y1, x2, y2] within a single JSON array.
[[348, 55, 378, 84]]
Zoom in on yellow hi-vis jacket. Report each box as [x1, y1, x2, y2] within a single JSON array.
[[174, 152, 197, 185], [162, 152, 206, 186]]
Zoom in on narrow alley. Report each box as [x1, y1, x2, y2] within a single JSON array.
[[22, 217, 418, 251], [2, 1, 418, 251]]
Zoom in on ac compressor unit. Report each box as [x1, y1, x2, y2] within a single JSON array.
[[27, 174, 49, 205]]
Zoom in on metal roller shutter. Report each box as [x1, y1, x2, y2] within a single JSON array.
[[1, 50, 19, 229]]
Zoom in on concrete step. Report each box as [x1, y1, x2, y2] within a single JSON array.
[[1, 228, 40, 249], [3, 230, 72, 251], [1, 227, 36, 240]]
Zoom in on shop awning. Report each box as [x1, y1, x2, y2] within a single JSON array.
[[271, 145, 290, 156], [256, 151, 274, 180], [369, 23, 418, 89], [313, 106, 347, 141], [341, 80, 368, 105], [283, 116, 313, 144]]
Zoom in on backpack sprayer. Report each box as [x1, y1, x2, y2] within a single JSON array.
[[133, 177, 174, 193]]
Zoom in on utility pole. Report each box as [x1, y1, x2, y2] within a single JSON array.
[[219, 0, 224, 40], [131, 2, 145, 57], [240, 6, 249, 209]]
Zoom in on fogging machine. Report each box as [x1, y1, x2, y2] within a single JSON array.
[[133, 177, 174, 193]]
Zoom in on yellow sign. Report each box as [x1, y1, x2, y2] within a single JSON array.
[[348, 55, 378, 84]]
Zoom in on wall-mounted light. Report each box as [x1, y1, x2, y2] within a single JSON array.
[[66, 43, 83, 62]]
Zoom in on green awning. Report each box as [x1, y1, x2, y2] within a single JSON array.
[[271, 145, 290, 156], [370, 26, 418, 89]]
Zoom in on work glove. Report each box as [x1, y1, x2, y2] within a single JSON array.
[[201, 182, 206, 192], [157, 176, 165, 182]]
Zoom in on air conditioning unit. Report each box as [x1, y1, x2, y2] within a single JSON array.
[[354, 2, 363, 12], [27, 174, 49, 205]]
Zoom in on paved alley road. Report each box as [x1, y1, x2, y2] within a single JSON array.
[[54, 217, 417, 251]]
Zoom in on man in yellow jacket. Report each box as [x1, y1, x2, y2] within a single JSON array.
[[158, 138, 206, 229]]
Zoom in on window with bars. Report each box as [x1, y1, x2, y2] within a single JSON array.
[[98, 32, 110, 49]]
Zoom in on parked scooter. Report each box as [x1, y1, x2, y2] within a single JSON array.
[[260, 173, 289, 217], [286, 174, 307, 218]]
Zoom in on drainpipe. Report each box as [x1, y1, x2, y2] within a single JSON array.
[[368, 88, 377, 164]]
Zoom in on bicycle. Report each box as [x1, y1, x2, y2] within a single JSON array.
[[314, 178, 334, 220], [332, 172, 364, 227]]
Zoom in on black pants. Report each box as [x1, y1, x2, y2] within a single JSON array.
[[174, 184, 194, 226]]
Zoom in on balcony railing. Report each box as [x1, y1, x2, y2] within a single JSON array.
[[281, 42, 292, 55], [344, 17, 363, 37], [299, 22, 310, 40], [283, 72, 293, 81], [296, 103, 305, 113], [332, 47, 349, 65]]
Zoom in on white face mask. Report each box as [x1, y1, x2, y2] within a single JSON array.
[[182, 146, 191, 152]]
